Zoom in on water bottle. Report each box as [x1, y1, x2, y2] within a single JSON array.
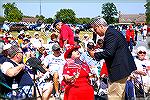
[[12, 79, 18, 96]]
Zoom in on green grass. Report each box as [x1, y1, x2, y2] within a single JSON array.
[[0, 30, 93, 44]]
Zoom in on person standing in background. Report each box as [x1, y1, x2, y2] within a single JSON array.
[[53, 20, 74, 51], [126, 25, 135, 52], [142, 23, 147, 41]]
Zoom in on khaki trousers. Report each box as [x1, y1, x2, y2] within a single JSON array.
[[108, 77, 128, 100]]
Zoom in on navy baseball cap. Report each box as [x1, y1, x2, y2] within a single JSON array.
[[53, 19, 61, 28]]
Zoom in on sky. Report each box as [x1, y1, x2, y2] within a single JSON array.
[[0, 0, 147, 18]]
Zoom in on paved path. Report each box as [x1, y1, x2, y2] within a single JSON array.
[[134, 34, 150, 49]]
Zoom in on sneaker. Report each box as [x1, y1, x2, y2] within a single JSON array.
[[55, 93, 60, 99]]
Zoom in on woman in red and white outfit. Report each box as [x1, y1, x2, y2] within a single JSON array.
[[62, 45, 94, 100]]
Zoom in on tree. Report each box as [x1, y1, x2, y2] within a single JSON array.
[[23, 15, 33, 18], [144, 1, 150, 24], [101, 2, 118, 24], [3, 3, 23, 22], [55, 9, 76, 24], [36, 15, 45, 20], [0, 16, 5, 23], [76, 17, 91, 24], [45, 18, 53, 24]]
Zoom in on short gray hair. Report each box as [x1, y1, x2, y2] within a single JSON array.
[[90, 17, 108, 27]]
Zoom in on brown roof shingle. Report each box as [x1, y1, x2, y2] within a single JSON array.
[[119, 14, 146, 24], [21, 17, 38, 23]]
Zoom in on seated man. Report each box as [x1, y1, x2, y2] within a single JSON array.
[[80, 42, 101, 77], [0, 45, 33, 99], [80, 41, 108, 96], [42, 43, 65, 98], [0, 45, 53, 100]]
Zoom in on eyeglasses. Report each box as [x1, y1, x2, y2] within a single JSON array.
[[138, 51, 146, 54], [53, 48, 60, 51]]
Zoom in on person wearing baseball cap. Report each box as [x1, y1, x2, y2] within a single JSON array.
[[53, 19, 61, 28], [62, 45, 94, 100], [0, 45, 33, 98], [53, 19, 74, 50], [42, 43, 65, 98], [52, 43, 60, 51]]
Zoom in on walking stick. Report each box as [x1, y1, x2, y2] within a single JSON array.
[[140, 75, 146, 99]]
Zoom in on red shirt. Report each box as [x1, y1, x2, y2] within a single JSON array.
[[100, 62, 108, 77], [59, 24, 74, 48], [126, 29, 134, 42]]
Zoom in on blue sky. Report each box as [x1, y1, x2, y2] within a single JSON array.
[[0, 0, 147, 18]]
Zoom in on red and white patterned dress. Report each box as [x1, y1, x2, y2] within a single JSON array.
[[62, 59, 94, 100]]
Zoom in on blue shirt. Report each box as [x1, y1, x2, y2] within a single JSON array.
[[80, 51, 101, 76]]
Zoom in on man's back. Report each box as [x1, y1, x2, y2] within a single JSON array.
[[95, 27, 136, 82], [59, 24, 74, 48]]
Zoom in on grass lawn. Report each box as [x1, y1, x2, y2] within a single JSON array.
[[0, 30, 93, 44]]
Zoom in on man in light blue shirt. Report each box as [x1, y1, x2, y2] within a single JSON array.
[[80, 42, 101, 77]]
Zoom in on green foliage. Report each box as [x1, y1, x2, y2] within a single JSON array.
[[55, 9, 76, 24], [2, 3, 23, 22], [102, 2, 118, 24], [23, 15, 33, 18], [76, 17, 91, 24], [36, 15, 53, 24], [36, 15, 45, 20], [0, 16, 5, 23], [45, 18, 53, 24], [145, 2, 150, 24]]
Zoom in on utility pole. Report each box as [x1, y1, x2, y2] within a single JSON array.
[[40, 0, 41, 16]]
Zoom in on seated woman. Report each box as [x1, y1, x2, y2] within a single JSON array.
[[126, 46, 150, 99], [134, 46, 150, 93], [62, 45, 94, 100]]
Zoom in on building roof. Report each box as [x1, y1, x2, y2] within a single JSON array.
[[21, 17, 38, 23], [119, 14, 146, 23]]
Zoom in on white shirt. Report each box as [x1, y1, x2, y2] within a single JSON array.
[[42, 53, 65, 82], [30, 38, 42, 48], [134, 57, 150, 85], [143, 25, 147, 36], [1, 62, 14, 74]]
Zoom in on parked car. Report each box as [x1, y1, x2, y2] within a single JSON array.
[[28, 24, 36, 30], [45, 24, 51, 31], [9, 23, 28, 32], [76, 24, 85, 31], [34, 24, 42, 31]]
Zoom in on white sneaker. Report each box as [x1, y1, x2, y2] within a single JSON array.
[[55, 93, 60, 99]]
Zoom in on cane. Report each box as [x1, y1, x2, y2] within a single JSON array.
[[140, 75, 146, 99]]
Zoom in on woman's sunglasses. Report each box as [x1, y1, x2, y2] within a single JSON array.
[[138, 51, 146, 54]]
